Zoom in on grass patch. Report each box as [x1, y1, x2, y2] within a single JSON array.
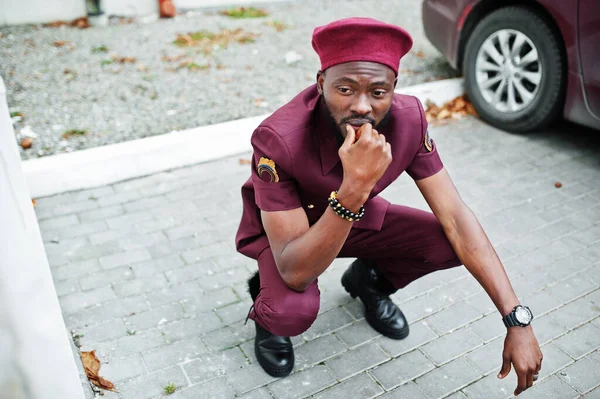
[[92, 44, 109, 53], [163, 383, 177, 395], [265, 20, 287, 31], [178, 62, 210, 71], [173, 29, 258, 54], [219, 7, 268, 18], [100, 59, 113, 66], [62, 129, 87, 138]]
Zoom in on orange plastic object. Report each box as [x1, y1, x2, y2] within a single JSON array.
[[159, 0, 176, 18]]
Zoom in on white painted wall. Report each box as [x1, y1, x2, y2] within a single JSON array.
[[0, 0, 86, 26], [0, 76, 86, 399]]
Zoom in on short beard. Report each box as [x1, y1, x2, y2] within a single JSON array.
[[322, 98, 391, 145]]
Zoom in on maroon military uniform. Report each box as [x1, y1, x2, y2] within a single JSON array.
[[235, 84, 461, 337]]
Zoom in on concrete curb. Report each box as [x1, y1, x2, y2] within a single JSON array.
[[23, 77, 464, 198]]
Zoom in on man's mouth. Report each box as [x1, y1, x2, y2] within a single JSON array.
[[345, 119, 373, 132]]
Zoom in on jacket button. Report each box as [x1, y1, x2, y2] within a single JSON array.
[[307, 204, 314, 209]]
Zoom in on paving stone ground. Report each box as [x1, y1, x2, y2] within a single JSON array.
[[35, 116, 600, 398]]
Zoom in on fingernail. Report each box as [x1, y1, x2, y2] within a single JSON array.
[[497, 373, 501, 378]]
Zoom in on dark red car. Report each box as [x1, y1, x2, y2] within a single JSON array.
[[422, 0, 600, 132]]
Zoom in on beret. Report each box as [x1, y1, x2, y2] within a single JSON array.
[[312, 17, 413, 76]]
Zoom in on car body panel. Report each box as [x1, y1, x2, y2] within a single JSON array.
[[578, 0, 600, 119]]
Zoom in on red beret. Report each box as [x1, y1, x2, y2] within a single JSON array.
[[312, 17, 413, 76]]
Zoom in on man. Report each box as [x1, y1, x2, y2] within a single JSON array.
[[235, 17, 543, 396]]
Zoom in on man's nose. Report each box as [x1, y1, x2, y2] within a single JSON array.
[[350, 94, 372, 115]]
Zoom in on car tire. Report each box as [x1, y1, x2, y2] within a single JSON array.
[[463, 6, 565, 132]]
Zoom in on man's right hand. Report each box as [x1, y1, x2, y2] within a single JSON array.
[[337, 123, 392, 210]]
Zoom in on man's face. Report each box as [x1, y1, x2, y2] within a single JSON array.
[[318, 61, 397, 138]]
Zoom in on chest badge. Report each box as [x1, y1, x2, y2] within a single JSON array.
[[257, 157, 280, 183], [424, 129, 434, 152]]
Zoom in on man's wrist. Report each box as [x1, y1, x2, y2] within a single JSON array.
[[337, 182, 369, 213]]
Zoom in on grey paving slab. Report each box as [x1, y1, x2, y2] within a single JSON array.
[[558, 350, 600, 394], [518, 375, 580, 399], [421, 327, 483, 366], [267, 365, 335, 399], [325, 341, 390, 381], [311, 373, 384, 399], [370, 349, 435, 390], [415, 357, 482, 399], [36, 116, 600, 397], [377, 381, 429, 399]]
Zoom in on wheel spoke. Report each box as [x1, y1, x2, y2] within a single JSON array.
[[513, 79, 534, 103], [507, 78, 518, 111], [520, 70, 542, 85], [492, 78, 507, 105], [519, 47, 539, 66], [498, 31, 512, 60], [479, 60, 502, 72], [510, 33, 527, 59], [483, 41, 505, 66], [480, 74, 503, 90]]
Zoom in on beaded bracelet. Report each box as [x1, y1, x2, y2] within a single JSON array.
[[328, 191, 365, 222]]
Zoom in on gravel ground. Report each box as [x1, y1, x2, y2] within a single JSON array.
[[0, 0, 459, 160]]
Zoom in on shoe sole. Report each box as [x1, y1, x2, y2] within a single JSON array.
[[341, 272, 410, 340], [254, 341, 294, 378]]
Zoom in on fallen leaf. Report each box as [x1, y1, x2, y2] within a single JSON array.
[[20, 138, 33, 149], [80, 351, 117, 392], [161, 54, 187, 63], [45, 17, 90, 29], [52, 40, 70, 47], [555, 182, 562, 188], [416, 51, 425, 58], [31, 199, 37, 207], [239, 158, 252, 165], [112, 55, 136, 64], [424, 95, 478, 125]]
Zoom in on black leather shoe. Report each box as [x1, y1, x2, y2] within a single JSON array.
[[341, 259, 409, 340], [247, 271, 294, 377], [254, 322, 294, 377]]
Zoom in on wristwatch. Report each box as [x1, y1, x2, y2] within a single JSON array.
[[502, 305, 534, 327]]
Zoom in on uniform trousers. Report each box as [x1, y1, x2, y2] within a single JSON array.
[[248, 204, 463, 337]]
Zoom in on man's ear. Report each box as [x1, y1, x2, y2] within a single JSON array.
[[316, 71, 325, 95]]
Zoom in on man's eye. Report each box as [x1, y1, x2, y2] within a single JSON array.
[[373, 90, 386, 97], [338, 87, 352, 94]]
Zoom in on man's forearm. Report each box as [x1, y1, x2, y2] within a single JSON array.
[[276, 186, 367, 291], [443, 206, 520, 316]]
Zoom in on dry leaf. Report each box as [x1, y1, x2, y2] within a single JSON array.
[[31, 199, 37, 207], [112, 55, 136, 64], [161, 54, 187, 63], [45, 17, 89, 29], [555, 182, 562, 188], [52, 40, 70, 47], [416, 51, 425, 58], [424, 95, 478, 125], [239, 158, 252, 165], [20, 138, 33, 149], [81, 351, 117, 392]]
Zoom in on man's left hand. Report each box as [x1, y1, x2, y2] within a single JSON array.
[[498, 326, 543, 396]]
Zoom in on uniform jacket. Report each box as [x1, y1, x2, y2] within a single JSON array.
[[235, 84, 443, 259]]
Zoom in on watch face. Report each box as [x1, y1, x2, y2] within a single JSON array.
[[515, 307, 532, 324]]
